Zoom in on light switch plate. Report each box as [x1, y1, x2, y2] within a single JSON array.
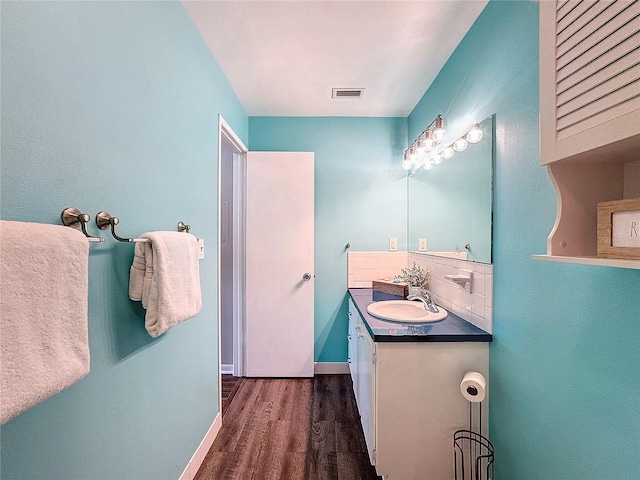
[[418, 238, 427, 251], [389, 238, 398, 251], [198, 238, 205, 259]]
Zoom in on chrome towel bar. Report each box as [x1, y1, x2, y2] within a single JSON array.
[[60, 208, 193, 243]]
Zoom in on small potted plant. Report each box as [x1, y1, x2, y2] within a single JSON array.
[[394, 262, 430, 297]]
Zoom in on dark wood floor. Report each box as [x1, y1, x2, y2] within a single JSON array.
[[221, 374, 243, 416], [195, 374, 380, 480]]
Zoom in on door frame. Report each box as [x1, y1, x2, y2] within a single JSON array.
[[217, 115, 248, 395]]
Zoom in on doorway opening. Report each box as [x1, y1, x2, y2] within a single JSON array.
[[218, 116, 247, 397]]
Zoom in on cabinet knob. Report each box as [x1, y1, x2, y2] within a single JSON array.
[[302, 272, 312, 281]]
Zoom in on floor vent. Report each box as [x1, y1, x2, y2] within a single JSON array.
[[332, 88, 365, 99]]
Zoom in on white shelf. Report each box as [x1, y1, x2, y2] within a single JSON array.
[[537, 3, 640, 271], [532, 255, 640, 270]]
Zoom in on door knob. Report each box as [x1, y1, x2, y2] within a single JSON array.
[[303, 273, 312, 281]]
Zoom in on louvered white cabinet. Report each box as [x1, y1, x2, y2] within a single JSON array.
[[536, 0, 640, 269]]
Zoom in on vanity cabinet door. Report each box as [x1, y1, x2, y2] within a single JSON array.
[[357, 325, 377, 465], [347, 300, 358, 387]]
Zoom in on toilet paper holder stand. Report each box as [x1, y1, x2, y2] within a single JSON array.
[[454, 373, 494, 480]]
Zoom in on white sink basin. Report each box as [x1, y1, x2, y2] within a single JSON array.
[[366, 300, 448, 323]]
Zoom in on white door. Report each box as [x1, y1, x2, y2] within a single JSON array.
[[245, 151, 314, 377]]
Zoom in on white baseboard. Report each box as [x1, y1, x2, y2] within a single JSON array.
[[178, 412, 222, 480], [221, 364, 234, 375], [314, 362, 350, 374]]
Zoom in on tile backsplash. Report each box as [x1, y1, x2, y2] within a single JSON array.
[[347, 251, 409, 288], [348, 251, 493, 334], [409, 252, 493, 333]]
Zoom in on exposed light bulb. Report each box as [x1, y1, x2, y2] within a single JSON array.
[[441, 146, 454, 160], [423, 160, 434, 170], [408, 144, 417, 162], [415, 133, 427, 155], [431, 153, 443, 165], [453, 137, 468, 152], [466, 124, 483, 144], [423, 129, 437, 151], [433, 115, 446, 142], [402, 150, 414, 170]]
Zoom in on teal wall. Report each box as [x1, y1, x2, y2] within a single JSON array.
[[249, 117, 407, 362], [0, 2, 247, 479], [408, 1, 639, 478]]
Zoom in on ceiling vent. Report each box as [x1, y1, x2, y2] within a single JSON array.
[[332, 88, 365, 99]]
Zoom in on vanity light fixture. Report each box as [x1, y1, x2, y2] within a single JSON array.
[[403, 114, 446, 171], [466, 124, 483, 144], [403, 116, 484, 172]]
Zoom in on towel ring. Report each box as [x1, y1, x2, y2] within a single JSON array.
[[95, 211, 147, 243], [61, 208, 104, 242]]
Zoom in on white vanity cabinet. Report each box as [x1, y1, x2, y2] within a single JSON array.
[[535, 0, 640, 269], [348, 299, 377, 464], [348, 298, 490, 479]]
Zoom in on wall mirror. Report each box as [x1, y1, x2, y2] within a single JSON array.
[[407, 114, 494, 264]]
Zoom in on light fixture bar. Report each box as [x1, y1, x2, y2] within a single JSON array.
[[402, 116, 484, 171]]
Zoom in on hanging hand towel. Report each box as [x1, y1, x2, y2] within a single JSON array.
[[129, 232, 202, 337], [0, 220, 90, 425]]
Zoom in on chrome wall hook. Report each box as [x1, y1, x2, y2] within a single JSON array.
[[60, 208, 104, 242], [95, 211, 141, 243], [177, 221, 191, 233]]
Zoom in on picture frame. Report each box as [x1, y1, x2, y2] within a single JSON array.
[[597, 197, 640, 260]]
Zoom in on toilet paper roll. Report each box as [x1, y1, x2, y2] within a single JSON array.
[[460, 371, 486, 403]]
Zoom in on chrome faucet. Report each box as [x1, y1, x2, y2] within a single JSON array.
[[407, 289, 439, 314]]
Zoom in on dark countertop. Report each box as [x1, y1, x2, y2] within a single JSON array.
[[348, 288, 492, 343]]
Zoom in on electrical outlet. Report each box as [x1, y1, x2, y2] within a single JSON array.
[[389, 238, 398, 251], [198, 238, 205, 259], [418, 238, 427, 251]]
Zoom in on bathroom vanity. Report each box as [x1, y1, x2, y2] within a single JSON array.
[[348, 288, 491, 480]]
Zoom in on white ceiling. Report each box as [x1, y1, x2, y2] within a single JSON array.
[[183, 1, 488, 117]]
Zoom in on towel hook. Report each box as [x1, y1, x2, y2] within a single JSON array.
[[177, 221, 191, 233], [61, 208, 104, 242], [95, 211, 143, 243]]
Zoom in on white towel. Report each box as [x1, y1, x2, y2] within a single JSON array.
[[0, 220, 90, 425], [129, 232, 202, 338]]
